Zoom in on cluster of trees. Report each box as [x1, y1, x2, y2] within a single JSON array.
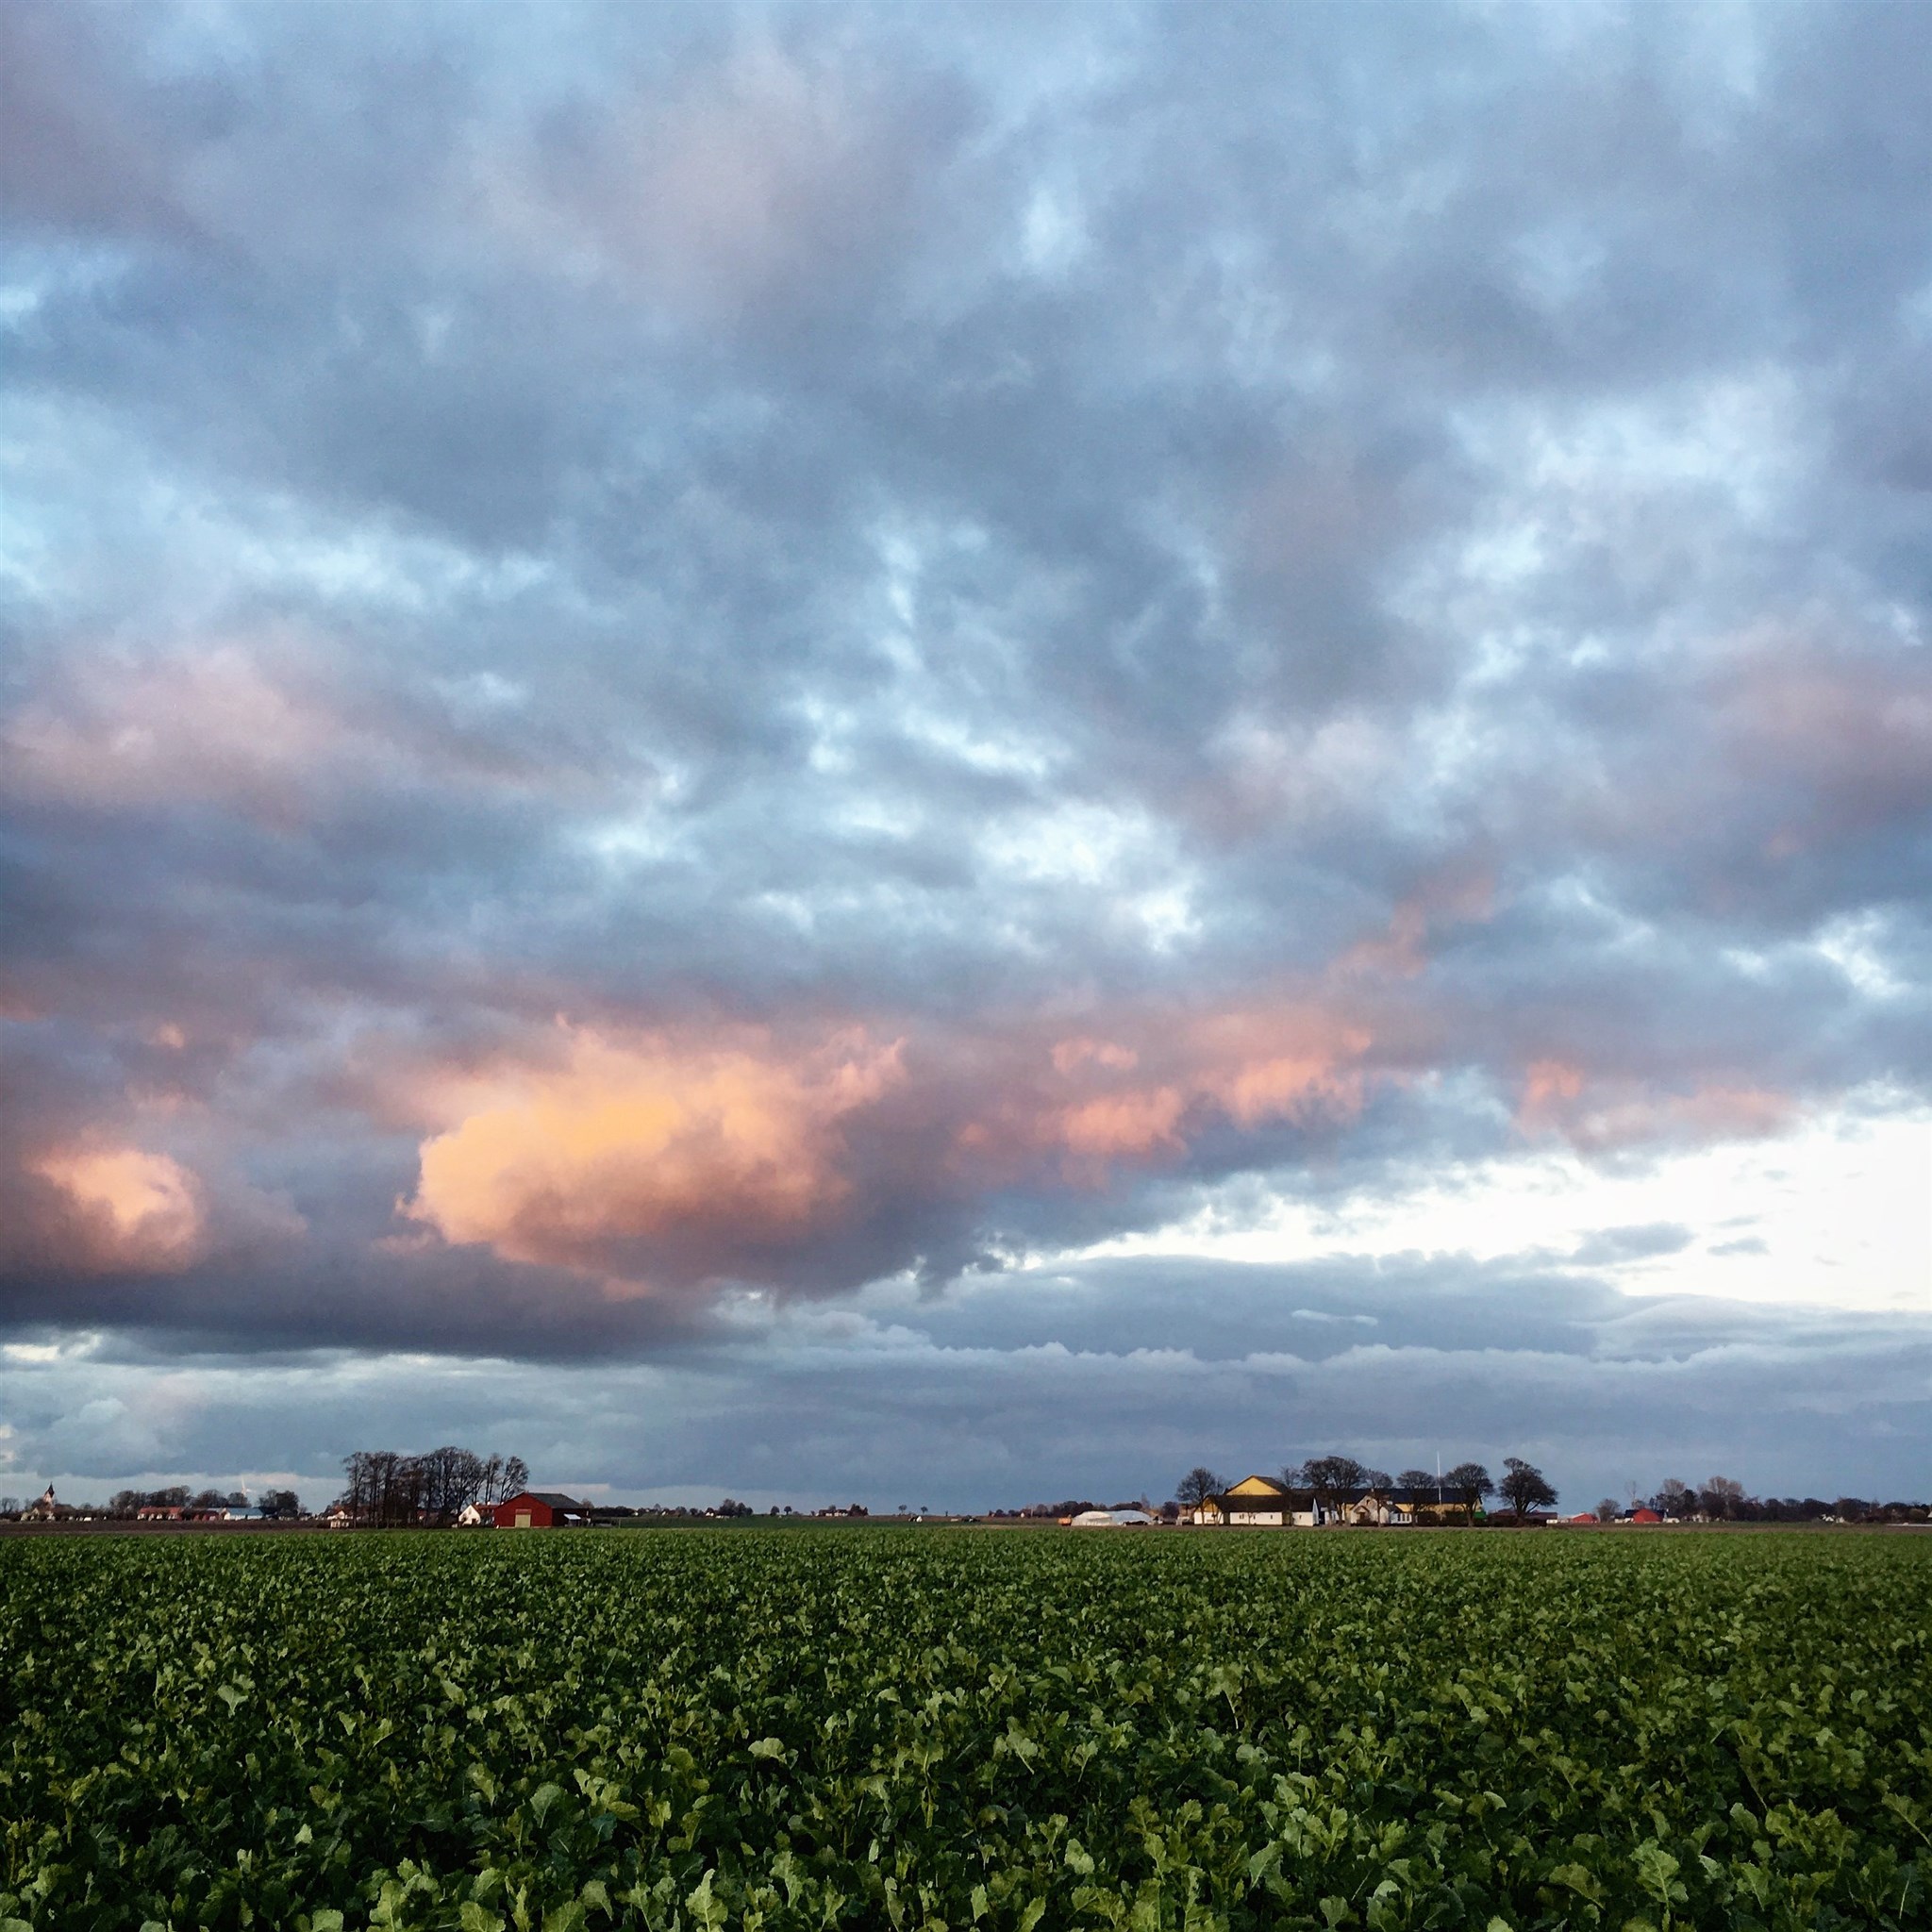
[[332, 1447, 527, 1526], [1621, 1477, 1931, 1524], [1014, 1496, 1164, 1520], [105, 1486, 301, 1517], [1177, 1456, 1558, 1522]]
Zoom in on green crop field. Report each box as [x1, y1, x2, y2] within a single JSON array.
[[2, 1530, 1926, 1932]]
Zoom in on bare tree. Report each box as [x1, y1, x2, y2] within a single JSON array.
[[1441, 1462, 1493, 1525], [1397, 1468, 1437, 1501], [1653, 1477, 1695, 1518], [414, 1446, 490, 1523], [338, 1450, 415, 1525], [1297, 1456, 1368, 1514], [1498, 1457, 1557, 1519], [1595, 1498, 1618, 1523], [1175, 1467, 1224, 1508], [335, 1447, 527, 1525], [1699, 1475, 1746, 1521]]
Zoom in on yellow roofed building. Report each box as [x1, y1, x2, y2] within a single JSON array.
[[1190, 1475, 1321, 1527]]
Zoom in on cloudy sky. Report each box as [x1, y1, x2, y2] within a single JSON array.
[[3, 2, 1927, 1513]]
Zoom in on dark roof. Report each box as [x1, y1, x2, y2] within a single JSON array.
[[508, 1491, 584, 1509], [1207, 1490, 1316, 1510]]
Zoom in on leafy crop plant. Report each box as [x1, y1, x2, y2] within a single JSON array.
[[1, 1530, 1924, 1929]]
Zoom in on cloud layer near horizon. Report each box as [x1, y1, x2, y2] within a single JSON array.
[[3, 1257, 1925, 1513], [2, 3, 1927, 1497]]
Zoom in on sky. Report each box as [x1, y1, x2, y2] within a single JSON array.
[[2, 1, 1927, 1515]]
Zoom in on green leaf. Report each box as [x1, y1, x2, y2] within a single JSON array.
[[1548, 1865, 1605, 1905]]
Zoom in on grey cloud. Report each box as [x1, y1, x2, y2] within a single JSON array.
[[3, 1257, 1924, 1509], [0, 4, 1927, 1410], [1567, 1224, 1696, 1266]]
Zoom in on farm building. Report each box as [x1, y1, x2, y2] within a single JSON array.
[[1192, 1476, 1433, 1528], [1067, 1508, 1157, 1528], [492, 1490, 589, 1529], [1342, 1491, 1414, 1526], [1191, 1475, 1322, 1527]]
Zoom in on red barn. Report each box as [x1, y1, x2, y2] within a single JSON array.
[[1624, 1507, 1663, 1524], [492, 1491, 587, 1529]]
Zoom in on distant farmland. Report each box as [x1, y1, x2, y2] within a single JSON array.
[[3, 1530, 1925, 1929]]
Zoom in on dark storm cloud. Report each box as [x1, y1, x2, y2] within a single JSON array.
[[2, 0, 1927, 1422], [4, 1257, 1925, 1510]]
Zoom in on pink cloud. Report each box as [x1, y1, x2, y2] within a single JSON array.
[[2, 639, 556, 823], [403, 1025, 907, 1274], [474, 33, 941, 323], [3, 645, 342, 816], [1517, 1063, 1793, 1151], [28, 1144, 207, 1273]]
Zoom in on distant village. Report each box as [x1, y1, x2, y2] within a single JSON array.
[[4, 1447, 1927, 1530]]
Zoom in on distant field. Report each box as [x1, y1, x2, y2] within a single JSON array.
[[3, 1532, 1925, 1930]]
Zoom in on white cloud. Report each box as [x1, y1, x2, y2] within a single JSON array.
[[1074, 1092, 1932, 1315]]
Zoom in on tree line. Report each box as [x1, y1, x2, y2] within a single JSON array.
[[1621, 1476, 1925, 1524], [1176, 1455, 1557, 1522], [102, 1486, 302, 1518], [332, 1447, 528, 1526]]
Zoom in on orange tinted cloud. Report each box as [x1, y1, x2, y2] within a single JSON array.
[[1518, 1062, 1791, 1150], [1050, 1036, 1139, 1075], [1520, 1058, 1587, 1124], [1055, 1088, 1187, 1159], [30, 1145, 206, 1272], [957, 999, 1379, 1188], [1182, 1005, 1374, 1130], [404, 1026, 906, 1273], [396, 995, 1385, 1276]]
